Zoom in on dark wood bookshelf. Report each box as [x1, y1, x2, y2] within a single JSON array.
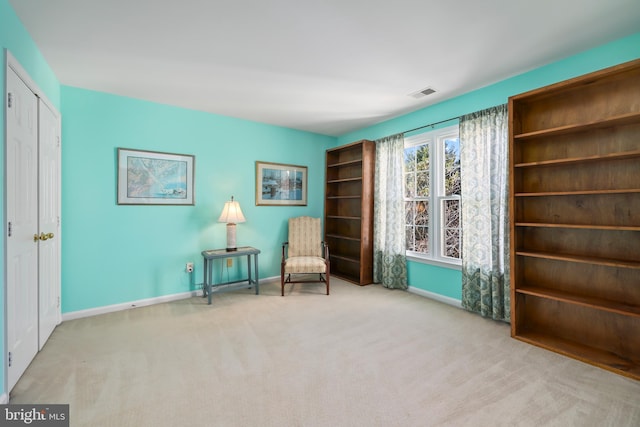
[[509, 58, 640, 380], [325, 140, 375, 285]]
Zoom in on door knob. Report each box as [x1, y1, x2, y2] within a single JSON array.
[[46, 232, 54, 239], [34, 234, 39, 242], [39, 232, 49, 241]]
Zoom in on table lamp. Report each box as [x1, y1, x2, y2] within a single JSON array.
[[218, 196, 246, 251]]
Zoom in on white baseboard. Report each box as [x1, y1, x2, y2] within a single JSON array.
[[62, 277, 284, 322], [0, 393, 8, 404], [62, 290, 200, 322], [407, 286, 462, 308]]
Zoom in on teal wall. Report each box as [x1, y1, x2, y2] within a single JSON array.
[[337, 32, 640, 300], [1, 0, 61, 397], [407, 262, 462, 301], [61, 87, 334, 312]]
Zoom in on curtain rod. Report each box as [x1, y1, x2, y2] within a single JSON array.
[[402, 116, 461, 135]]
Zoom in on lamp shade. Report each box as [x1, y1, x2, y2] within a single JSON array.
[[218, 196, 246, 224]]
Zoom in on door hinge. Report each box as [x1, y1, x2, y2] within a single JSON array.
[[56, 136, 60, 148], [8, 352, 12, 368], [57, 216, 61, 227], [57, 296, 61, 308], [7, 221, 11, 237], [7, 93, 12, 108]]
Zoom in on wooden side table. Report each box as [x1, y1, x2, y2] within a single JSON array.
[[201, 246, 260, 305]]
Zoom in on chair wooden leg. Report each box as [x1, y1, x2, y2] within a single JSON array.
[[281, 271, 330, 296], [281, 273, 285, 296], [326, 271, 330, 295]]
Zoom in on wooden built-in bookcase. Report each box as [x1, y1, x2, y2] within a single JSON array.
[[508, 59, 640, 380], [325, 140, 375, 285]]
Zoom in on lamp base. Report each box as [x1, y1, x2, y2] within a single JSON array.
[[226, 223, 237, 252]]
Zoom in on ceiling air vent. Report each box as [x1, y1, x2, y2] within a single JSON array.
[[409, 87, 436, 99]]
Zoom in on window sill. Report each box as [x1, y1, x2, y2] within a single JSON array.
[[406, 254, 462, 271]]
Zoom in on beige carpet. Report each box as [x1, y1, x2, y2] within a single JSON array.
[[10, 277, 640, 426]]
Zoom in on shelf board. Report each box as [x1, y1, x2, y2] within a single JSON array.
[[513, 331, 640, 380], [515, 188, 640, 197], [330, 254, 360, 264], [327, 177, 363, 184], [516, 286, 640, 317], [326, 195, 362, 200], [325, 234, 361, 242], [327, 159, 363, 168], [513, 112, 640, 140], [514, 150, 640, 168], [515, 222, 640, 231], [516, 250, 640, 269], [326, 215, 361, 220]]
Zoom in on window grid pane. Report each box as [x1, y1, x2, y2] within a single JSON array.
[[443, 199, 460, 228], [444, 229, 461, 258], [443, 137, 461, 196], [415, 226, 429, 254], [441, 198, 461, 259], [415, 200, 429, 225], [405, 173, 415, 198], [406, 226, 415, 252], [404, 146, 417, 172], [405, 201, 415, 225], [416, 171, 429, 197], [416, 145, 429, 171]]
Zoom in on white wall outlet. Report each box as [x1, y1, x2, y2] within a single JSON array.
[[186, 262, 194, 273]]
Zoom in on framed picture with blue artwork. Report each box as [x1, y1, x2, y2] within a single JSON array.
[[117, 148, 195, 205], [255, 161, 307, 206]]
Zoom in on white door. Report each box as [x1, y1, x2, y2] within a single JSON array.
[[38, 99, 61, 349], [6, 67, 39, 391]]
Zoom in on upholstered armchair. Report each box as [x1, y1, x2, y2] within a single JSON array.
[[281, 216, 330, 296]]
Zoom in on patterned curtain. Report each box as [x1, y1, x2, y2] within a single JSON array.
[[460, 104, 510, 321], [373, 134, 408, 289]]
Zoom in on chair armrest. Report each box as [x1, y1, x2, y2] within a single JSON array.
[[322, 241, 329, 260]]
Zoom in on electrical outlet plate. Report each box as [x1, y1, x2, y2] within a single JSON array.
[[186, 262, 194, 272]]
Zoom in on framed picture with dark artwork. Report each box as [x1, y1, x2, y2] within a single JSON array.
[[255, 161, 307, 206], [117, 148, 195, 205]]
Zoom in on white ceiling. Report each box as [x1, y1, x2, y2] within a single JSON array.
[[9, 0, 640, 136]]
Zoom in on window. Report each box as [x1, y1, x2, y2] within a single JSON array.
[[404, 125, 461, 266]]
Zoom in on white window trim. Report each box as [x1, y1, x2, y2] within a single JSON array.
[[405, 125, 461, 269], [407, 254, 462, 270]]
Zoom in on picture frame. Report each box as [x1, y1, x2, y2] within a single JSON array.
[[255, 161, 307, 206], [117, 148, 195, 205]]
